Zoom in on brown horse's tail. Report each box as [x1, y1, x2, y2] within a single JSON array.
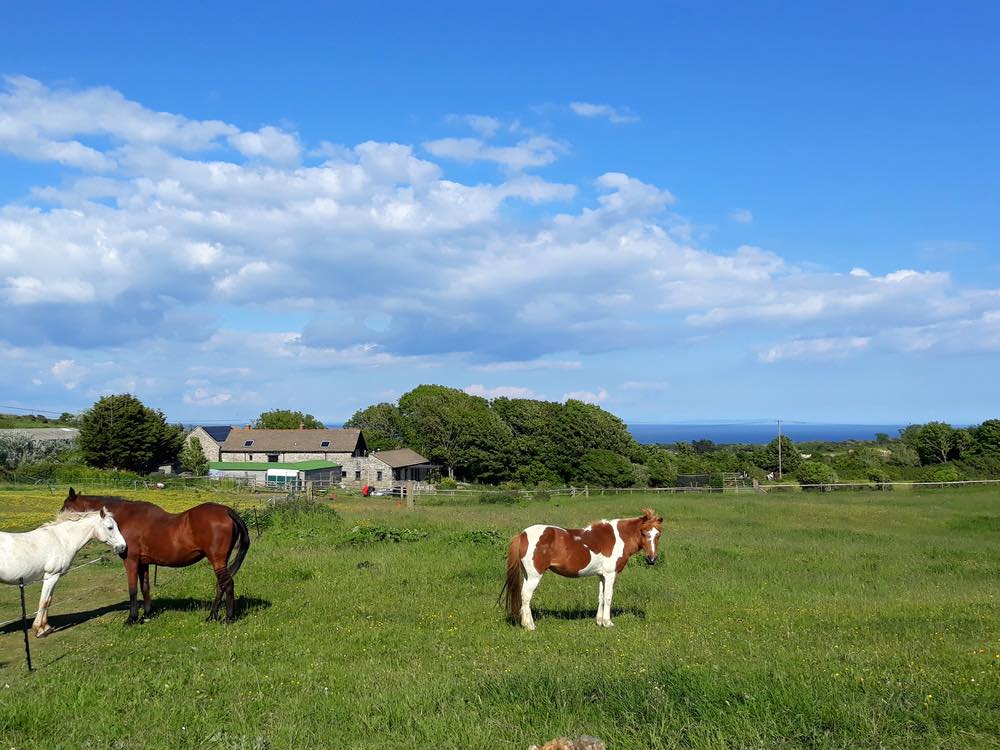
[[499, 533, 525, 622], [227, 509, 251, 577]]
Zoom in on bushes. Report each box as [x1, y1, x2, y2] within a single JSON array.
[[797, 461, 838, 490], [479, 488, 522, 505]]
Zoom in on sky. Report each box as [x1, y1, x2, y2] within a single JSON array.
[[0, 1, 998, 425]]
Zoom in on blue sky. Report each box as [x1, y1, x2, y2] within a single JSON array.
[[1, 1, 998, 425]]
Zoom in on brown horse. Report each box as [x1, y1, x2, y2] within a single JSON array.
[[501, 508, 664, 630], [62, 488, 250, 623]]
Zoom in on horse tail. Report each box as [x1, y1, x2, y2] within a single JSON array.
[[226, 509, 251, 577], [499, 532, 525, 622]]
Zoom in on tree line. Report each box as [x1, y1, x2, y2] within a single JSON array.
[[3, 389, 999, 488]]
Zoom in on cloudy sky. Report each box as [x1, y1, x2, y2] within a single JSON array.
[[1, 2, 998, 424]]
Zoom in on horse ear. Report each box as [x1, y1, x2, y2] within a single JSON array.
[[68, 487, 76, 500], [100, 506, 107, 518], [657, 516, 664, 524]]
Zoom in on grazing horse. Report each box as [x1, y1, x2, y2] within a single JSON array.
[[62, 489, 250, 623], [0, 509, 127, 637], [501, 508, 664, 630]]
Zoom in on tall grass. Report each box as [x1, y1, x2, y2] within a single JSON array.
[[0, 487, 997, 748]]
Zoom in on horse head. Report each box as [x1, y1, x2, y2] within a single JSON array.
[[94, 507, 127, 555], [638, 508, 664, 565]]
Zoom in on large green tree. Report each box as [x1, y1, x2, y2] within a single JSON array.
[[180, 437, 209, 476], [574, 449, 634, 487], [253, 409, 324, 430], [972, 419, 1000, 456], [756, 436, 802, 476], [79, 394, 184, 473], [397, 385, 512, 481], [344, 402, 406, 451], [901, 422, 965, 464]]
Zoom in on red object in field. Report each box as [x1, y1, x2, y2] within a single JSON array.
[[362, 485, 370, 497]]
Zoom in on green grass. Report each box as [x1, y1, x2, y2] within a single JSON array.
[[1, 487, 998, 749]]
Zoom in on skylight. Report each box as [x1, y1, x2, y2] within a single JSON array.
[[244, 440, 254, 447], [320, 440, 330, 448]]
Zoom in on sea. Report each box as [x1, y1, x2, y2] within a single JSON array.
[[626, 423, 908, 446]]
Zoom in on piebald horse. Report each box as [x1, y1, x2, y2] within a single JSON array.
[[502, 508, 664, 630], [0, 509, 127, 637]]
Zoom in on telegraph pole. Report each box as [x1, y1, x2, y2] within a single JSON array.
[[777, 419, 783, 479]]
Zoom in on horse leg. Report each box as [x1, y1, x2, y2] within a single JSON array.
[[139, 563, 152, 620], [224, 569, 236, 622], [595, 576, 607, 626], [32, 573, 60, 638], [125, 558, 141, 624], [600, 573, 617, 628], [520, 571, 542, 630], [207, 566, 227, 621]]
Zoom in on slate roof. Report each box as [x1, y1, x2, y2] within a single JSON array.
[[220, 428, 363, 453], [201, 426, 233, 443], [0, 428, 79, 441], [371, 448, 431, 468]]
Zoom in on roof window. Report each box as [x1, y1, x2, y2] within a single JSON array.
[[320, 440, 330, 448], [244, 439, 254, 447]]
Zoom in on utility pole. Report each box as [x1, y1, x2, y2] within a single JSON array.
[[777, 419, 783, 479]]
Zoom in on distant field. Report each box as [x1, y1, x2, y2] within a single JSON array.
[[1, 486, 997, 749]]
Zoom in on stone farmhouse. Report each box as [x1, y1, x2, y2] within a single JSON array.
[[187, 426, 434, 488]]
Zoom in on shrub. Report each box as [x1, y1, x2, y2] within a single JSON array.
[[344, 523, 428, 544], [929, 464, 961, 483], [436, 477, 459, 490], [479, 489, 522, 505], [797, 461, 838, 490]]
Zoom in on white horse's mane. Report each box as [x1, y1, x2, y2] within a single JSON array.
[[43, 509, 108, 527]]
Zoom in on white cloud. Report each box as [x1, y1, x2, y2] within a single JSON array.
[[51, 359, 87, 389], [423, 135, 564, 171], [464, 384, 540, 400], [470, 359, 582, 372], [563, 388, 609, 404], [758, 336, 871, 363], [569, 102, 638, 124], [447, 114, 502, 137], [730, 208, 753, 224], [228, 126, 301, 163]]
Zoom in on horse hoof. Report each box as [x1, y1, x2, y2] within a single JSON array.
[[35, 626, 52, 638]]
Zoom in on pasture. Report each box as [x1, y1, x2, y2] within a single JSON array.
[[0, 485, 997, 749]]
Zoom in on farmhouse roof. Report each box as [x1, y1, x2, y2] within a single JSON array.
[[0, 427, 79, 441], [200, 426, 233, 443], [372, 448, 431, 468], [220, 428, 363, 453]]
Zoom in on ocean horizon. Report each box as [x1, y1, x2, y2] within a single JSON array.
[[626, 423, 909, 446]]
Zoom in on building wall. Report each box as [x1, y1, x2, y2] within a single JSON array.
[[187, 427, 222, 462], [219, 450, 355, 463]]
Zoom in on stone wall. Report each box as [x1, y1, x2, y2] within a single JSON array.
[[187, 427, 222, 462]]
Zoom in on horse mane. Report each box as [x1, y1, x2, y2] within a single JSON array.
[[43, 509, 106, 527]]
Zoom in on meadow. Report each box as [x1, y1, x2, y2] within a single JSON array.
[[0, 484, 997, 749]]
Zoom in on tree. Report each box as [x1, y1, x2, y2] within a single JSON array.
[[253, 409, 324, 430], [398, 385, 512, 481], [797, 461, 838, 489], [902, 421, 958, 464], [180, 437, 209, 476], [972, 419, 1000, 457], [343, 403, 406, 451], [574, 449, 634, 488], [757, 436, 802, 475], [78, 394, 184, 473]]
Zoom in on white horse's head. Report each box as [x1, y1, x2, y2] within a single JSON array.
[[94, 507, 127, 555]]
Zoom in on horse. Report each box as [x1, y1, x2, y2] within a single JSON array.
[[501, 508, 664, 630], [0, 508, 127, 637], [62, 488, 251, 624]]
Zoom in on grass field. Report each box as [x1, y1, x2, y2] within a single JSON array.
[[0, 485, 997, 749]]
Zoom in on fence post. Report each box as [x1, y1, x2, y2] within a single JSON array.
[[406, 480, 415, 510], [18, 578, 33, 672], [306, 481, 314, 503]]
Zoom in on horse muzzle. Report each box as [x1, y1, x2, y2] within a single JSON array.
[[645, 555, 657, 565], [113, 543, 127, 555]]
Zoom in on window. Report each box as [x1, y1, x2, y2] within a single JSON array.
[[267, 454, 278, 463], [341, 470, 347, 478], [354, 469, 361, 480], [377, 470, 383, 481], [320, 440, 330, 448], [244, 439, 254, 448]]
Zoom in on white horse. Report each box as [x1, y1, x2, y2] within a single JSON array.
[[0, 508, 127, 637]]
